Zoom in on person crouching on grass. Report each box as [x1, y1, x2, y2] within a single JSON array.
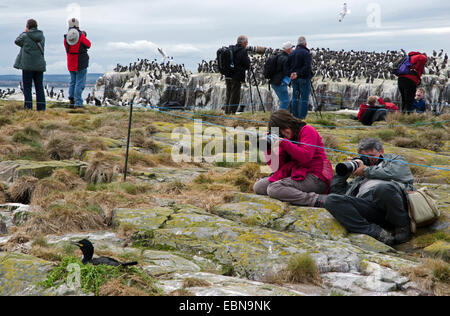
[[253, 110, 333, 207]]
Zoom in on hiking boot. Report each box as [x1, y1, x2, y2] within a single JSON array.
[[375, 228, 395, 246], [395, 225, 411, 244], [69, 98, 75, 108], [314, 195, 327, 208]]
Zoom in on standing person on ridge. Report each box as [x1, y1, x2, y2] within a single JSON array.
[[287, 36, 312, 119], [64, 18, 91, 108], [14, 19, 46, 111], [397, 51, 427, 113], [269, 42, 294, 111]]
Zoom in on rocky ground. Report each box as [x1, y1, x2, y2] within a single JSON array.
[[0, 100, 449, 296]]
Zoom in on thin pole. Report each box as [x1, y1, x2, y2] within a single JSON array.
[[250, 67, 265, 112], [123, 102, 134, 182]]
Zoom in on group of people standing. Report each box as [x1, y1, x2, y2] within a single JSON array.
[[223, 35, 313, 120], [13, 18, 91, 111]]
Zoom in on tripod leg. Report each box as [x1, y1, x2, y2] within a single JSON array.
[[251, 68, 265, 113]]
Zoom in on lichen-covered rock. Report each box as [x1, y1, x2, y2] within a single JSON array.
[[0, 204, 30, 234], [158, 272, 303, 296], [114, 207, 174, 230], [0, 160, 87, 183], [0, 252, 53, 296], [347, 234, 395, 253]]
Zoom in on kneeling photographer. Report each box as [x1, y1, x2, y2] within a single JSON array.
[[324, 138, 414, 246], [253, 110, 333, 207]]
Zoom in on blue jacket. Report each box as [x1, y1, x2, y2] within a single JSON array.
[[413, 99, 426, 113], [287, 45, 312, 80]]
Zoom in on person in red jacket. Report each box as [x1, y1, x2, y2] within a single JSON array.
[[253, 110, 333, 207], [64, 18, 91, 107], [357, 96, 399, 126], [398, 51, 427, 113]]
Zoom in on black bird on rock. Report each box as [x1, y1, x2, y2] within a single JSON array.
[[72, 239, 138, 267]]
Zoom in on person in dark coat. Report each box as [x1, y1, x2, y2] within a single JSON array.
[[64, 18, 91, 107], [224, 35, 250, 115], [14, 19, 46, 111], [270, 42, 294, 111], [287, 36, 312, 119]]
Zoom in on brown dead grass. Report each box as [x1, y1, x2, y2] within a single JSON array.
[[85, 152, 122, 184], [399, 259, 450, 296], [8, 176, 39, 204], [31, 178, 68, 204], [51, 169, 85, 190], [182, 278, 211, 288], [99, 278, 150, 296]]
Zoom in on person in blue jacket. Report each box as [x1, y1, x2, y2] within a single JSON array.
[[287, 36, 312, 119]]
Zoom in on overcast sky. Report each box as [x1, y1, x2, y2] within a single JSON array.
[[1, 0, 449, 74]]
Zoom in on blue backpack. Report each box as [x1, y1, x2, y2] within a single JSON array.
[[393, 54, 419, 76]]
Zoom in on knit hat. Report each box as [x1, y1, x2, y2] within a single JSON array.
[[68, 18, 79, 28], [66, 28, 80, 46], [282, 42, 294, 50]]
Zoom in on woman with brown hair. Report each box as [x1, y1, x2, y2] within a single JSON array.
[[254, 110, 333, 207]]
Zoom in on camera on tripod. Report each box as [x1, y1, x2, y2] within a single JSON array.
[[335, 156, 371, 176]]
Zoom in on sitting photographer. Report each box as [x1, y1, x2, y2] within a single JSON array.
[[357, 96, 397, 126], [324, 138, 414, 246], [253, 110, 333, 207]]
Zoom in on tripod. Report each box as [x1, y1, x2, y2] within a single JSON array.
[[310, 78, 321, 118], [249, 66, 266, 113]]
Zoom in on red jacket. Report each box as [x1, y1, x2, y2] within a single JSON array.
[[265, 125, 333, 189], [357, 98, 399, 121], [64, 31, 91, 72], [399, 52, 427, 85]]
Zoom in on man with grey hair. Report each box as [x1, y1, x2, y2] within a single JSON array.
[[223, 35, 250, 115], [323, 138, 414, 246], [268, 42, 294, 111], [287, 36, 312, 119]]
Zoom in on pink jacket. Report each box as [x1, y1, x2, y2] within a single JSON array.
[[265, 125, 333, 189]]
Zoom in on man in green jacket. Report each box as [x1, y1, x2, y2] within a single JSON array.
[[14, 19, 46, 111], [324, 138, 414, 246]]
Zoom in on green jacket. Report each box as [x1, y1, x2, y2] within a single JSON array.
[[330, 153, 415, 197], [14, 28, 46, 72]]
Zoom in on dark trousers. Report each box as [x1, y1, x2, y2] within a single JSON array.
[[398, 77, 416, 113], [324, 182, 410, 239], [22, 70, 46, 111], [225, 78, 241, 114]]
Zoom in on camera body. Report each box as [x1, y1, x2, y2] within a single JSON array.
[[335, 156, 371, 176]]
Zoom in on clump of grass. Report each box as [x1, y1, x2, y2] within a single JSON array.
[[391, 137, 421, 148], [284, 253, 321, 285], [41, 256, 162, 296], [145, 124, 159, 134], [51, 169, 84, 190], [182, 278, 211, 288], [162, 180, 187, 194], [194, 173, 214, 184], [85, 152, 121, 184], [233, 175, 253, 193], [374, 129, 396, 141], [31, 178, 68, 203], [127, 150, 157, 167], [400, 259, 450, 295], [413, 232, 450, 249], [0, 116, 12, 127], [8, 176, 39, 204], [321, 134, 340, 149]]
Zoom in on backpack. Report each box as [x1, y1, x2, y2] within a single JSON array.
[[216, 46, 235, 77], [392, 53, 420, 76], [263, 53, 280, 80], [407, 188, 441, 233]]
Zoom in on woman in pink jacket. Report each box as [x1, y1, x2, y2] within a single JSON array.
[[254, 110, 333, 207]]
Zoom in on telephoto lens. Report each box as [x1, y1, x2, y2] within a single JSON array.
[[335, 160, 360, 176]]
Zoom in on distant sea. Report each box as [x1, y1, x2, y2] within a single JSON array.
[[0, 73, 103, 101]]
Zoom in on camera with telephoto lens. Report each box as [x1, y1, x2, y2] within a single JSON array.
[[335, 156, 371, 176], [246, 46, 267, 54]]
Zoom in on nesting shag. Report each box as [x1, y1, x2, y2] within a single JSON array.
[[72, 239, 138, 267]]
